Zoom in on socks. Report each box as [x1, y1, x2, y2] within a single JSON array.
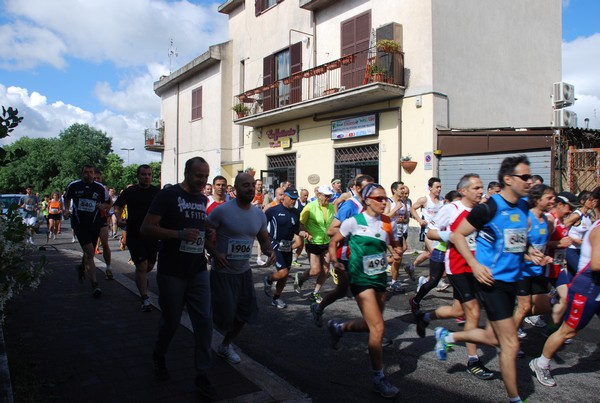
[[537, 355, 551, 368], [508, 397, 522, 403], [467, 355, 479, 364], [444, 333, 455, 344]]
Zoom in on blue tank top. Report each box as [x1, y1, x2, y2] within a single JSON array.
[[475, 194, 528, 282], [521, 211, 548, 278]]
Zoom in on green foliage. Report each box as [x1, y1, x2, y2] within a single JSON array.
[[0, 206, 46, 322], [0, 106, 24, 161], [56, 123, 112, 180]]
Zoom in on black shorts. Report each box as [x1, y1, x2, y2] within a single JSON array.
[[448, 273, 477, 303], [305, 243, 328, 255], [475, 280, 517, 321], [350, 284, 387, 297], [127, 233, 158, 265], [274, 250, 293, 271], [517, 274, 550, 297], [73, 224, 101, 248], [48, 213, 61, 221]]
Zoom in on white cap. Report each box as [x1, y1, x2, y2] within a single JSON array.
[[317, 185, 334, 196]]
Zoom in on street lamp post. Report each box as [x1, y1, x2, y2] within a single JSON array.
[[120, 147, 134, 165]]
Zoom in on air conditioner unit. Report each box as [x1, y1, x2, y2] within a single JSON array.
[[553, 82, 575, 107], [553, 109, 577, 128], [155, 119, 165, 129]]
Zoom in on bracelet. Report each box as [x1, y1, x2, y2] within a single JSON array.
[[178, 230, 183, 240]]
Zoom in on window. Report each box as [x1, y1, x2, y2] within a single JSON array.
[[275, 49, 290, 107], [191, 87, 202, 120], [341, 11, 371, 89], [263, 42, 302, 111], [255, 0, 283, 16]]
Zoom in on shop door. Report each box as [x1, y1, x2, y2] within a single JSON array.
[[334, 144, 379, 191]]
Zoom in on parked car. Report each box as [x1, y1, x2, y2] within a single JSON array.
[[0, 194, 25, 215]]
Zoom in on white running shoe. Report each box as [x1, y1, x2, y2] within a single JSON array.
[[524, 315, 547, 328], [416, 276, 427, 293]]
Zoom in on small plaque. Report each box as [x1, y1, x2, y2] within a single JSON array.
[[308, 174, 320, 185]]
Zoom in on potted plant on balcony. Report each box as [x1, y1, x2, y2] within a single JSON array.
[[400, 155, 417, 173], [376, 39, 402, 54], [368, 64, 387, 82], [244, 167, 256, 177], [232, 103, 250, 118]]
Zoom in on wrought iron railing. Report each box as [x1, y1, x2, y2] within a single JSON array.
[[144, 128, 164, 148], [234, 46, 404, 118]]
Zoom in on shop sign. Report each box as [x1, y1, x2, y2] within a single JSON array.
[[331, 114, 377, 140], [267, 127, 298, 148]]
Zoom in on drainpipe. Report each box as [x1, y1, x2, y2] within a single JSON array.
[[398, 106, 403, 182], [176, 83, 180, 183]]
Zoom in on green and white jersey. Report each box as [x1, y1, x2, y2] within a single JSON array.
[[339, 213, 397, 288]]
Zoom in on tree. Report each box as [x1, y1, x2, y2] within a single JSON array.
[[0, 106, 24, 162]]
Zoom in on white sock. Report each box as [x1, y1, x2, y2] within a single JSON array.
[[537, 355, 551, 368], [445, 333, 455, 344]]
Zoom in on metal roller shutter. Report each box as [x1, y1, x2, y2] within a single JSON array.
[[438, 150, 551, 191]]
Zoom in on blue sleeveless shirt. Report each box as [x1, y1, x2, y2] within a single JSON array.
[[521, 210, 548, 278]]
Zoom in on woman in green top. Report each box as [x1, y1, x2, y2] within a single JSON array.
[[327, 184, 403, 398]]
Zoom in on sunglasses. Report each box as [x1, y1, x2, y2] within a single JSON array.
[[510, 174, 532, 182], [367, 196, 387, 203]]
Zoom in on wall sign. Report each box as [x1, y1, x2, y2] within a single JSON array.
[[331, 114, 377, 140], [267, 127, 298, 148], [424, 152, 433, 170]]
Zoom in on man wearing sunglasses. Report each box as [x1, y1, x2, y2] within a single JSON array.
[[436, 155, 534, 403]]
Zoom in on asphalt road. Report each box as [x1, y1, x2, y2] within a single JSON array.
[[46, 224, 600, 402]]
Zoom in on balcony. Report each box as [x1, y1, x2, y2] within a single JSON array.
[[233, 47, 405, 128], [144, 126, 165, 152]]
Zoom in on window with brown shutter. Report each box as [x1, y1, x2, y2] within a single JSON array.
[[263, 54, 274, 111], [341, 10, 371, 89], [256, 0, 282, 16], [289, 42, 302, 104], [191, 86, 202, 120]]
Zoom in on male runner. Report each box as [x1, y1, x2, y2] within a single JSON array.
[[330, 178, 343, 203], [207, 175, 227, 215], [19, 186, 38, 244], [386, 181, 409, 292], [114, 164, 160, 311], [292, 188, 309, 266]]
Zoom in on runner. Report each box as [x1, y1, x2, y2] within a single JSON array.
[[114, 164, 160, 312], [206, 172, 275, 365], [330, 178, 343, 203], [263, 188, 301, 308], [311, 175, 374, 326], [92, 170, 113, 279], [292, 188, 309, 266], [530, 186, 600, 387], [435, 155, 534, 403], [19, 186, 38, 244], [140, 157, 216, 397], [263, 187, 284, 212], [207, 175, 227, 215], [294, 185, 335, 303], [409, 177, 443, 280], [481, 181, 501, 203], [564, 190, 593, 275], [64, 165, 110, 297], [48, 192, 63, 240], [108, 188, 119, 239], [203, 183, 213, 197], [327, 183, 403, 398], [385, 181, 410, 292]]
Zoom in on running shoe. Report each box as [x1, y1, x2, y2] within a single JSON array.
[[327, 320, 343, 350], [381, 337, 393, 348], [291, 260, 301, 267], [76, 264, 85, 284], [331, 267, 339, 285], [372, 376, 399, 398], [272, 298, 287, 309], [263, 274, 272, 297], [404, 263, 416, 281], [529, 358, 556, 387], [415, 311, 429, 338], [387, 281, 405, 294], [466, 359, 495, 380], [436, 279, 451, 291], [92, 285, 102, 298], [455, 317, 466, 325], [195, 372, 216, 399], [308, 292, 323, 303], [141, 296, 152, 312], [112, 233, 119, 239], [256, 257, 266, 266], [524, 315, 547, 328], [293, 273, 304, 293], [217, 344, 241, 364], [517, 327, 527, 339], [563, 338, 573, 345], [153, 350, 169, 381], [105, 268, 114, 280], [434, 327, 451, 360], [416, 276, 427, 293], [72, 236, 77, 243], [310, 302, 323, 328], [409, 296, 420, 314]]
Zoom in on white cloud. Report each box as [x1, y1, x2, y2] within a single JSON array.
[[563, 33, 600, 129]]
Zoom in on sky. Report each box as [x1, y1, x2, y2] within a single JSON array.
[[0, 0, 599, 166]]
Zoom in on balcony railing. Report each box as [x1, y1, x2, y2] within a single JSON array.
[[144, 127, 165, 152], [234, 47, 404, 119]]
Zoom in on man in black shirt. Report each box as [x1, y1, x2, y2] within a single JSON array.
[[64, 164, 110, 297], [113, 164, 160, 311], [141, 157, 217, 398]]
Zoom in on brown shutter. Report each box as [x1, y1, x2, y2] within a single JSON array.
[[192, 87, 202, 120], [341, 11, 371, 89], [289, 42, 302, 104], [263, 54, 274, 111], [255, 0, 264, 16]]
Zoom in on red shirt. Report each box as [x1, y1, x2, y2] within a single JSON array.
[[545, 211, 569, 279]]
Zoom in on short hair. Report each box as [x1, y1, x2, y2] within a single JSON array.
[[391, 181, 400, 193], [487, 181, 500, 190], [81, 164, 95, 173], [136, 164, 151, 176], [531, 175, 544, 184], [577, 190, 592, 205], [591, 186, 600, 204], [456, 173, 480, 190], [527, 184, 553, 209], [355, 174, 374, 189], [498, 155, 530, 187], [445, 190, 461, 202], [213, 175, 227, 184], [428, 177, 441, 188], [184, 157, 208, 176]]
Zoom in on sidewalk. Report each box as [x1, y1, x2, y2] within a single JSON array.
[[2, 244, 301, 402]]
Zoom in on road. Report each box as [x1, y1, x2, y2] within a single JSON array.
[[46, 225, 600, 402]]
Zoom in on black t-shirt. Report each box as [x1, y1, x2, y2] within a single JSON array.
[[265, 204, 300, 243], [114, 185, 160, 235], [147, 184, 208, 277], [65, 179, 109, 227]]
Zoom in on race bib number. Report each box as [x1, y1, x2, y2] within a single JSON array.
[[50, 207, 60, 214], [227, 239, 252, 260], [78, 198, 96, 213], [466, 232, 477, 252], [362, 252, 388, 275], [503, 228, 527, 253], [25, 204, 34, 211], [278, 239, 293, 252], [179, 231, 205, 254]]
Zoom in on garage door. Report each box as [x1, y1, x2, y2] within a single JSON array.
[[438, 150, 551, 191]]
